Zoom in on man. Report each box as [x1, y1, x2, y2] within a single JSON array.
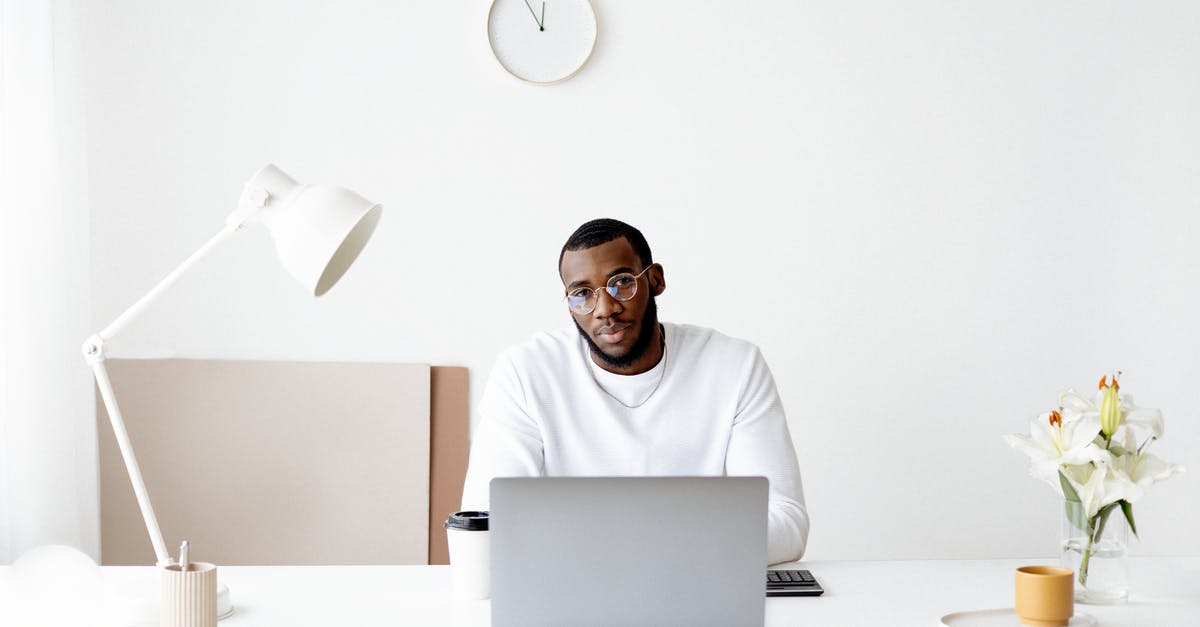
[[461, 219, 809, 564]]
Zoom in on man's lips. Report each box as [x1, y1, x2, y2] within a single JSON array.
[[596, 322, 632, 344]]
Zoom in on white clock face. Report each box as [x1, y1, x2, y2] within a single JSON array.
[[488, 0, 597, 84]]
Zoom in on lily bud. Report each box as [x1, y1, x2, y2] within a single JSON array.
[[1099, 373, 1122, 438]]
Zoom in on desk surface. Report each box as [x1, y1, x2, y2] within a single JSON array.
[[16, 557, 1200, 626]]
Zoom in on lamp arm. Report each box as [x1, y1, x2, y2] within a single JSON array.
[[96, 224, 241, 342], [89, 358, 172, 565], [82, 222, 241, 567]]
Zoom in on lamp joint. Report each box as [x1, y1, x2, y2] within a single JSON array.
[[225, 186, 270, 228], [82, 334, 108, 364]]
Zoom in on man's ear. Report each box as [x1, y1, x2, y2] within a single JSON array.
[[650, 263, 665, 296]]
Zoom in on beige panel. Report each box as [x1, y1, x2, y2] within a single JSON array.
[[98, 359, 430, 565], [428, 366, 469, 565]]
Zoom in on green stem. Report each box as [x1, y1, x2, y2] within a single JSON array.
[[1079, 526, 1094, 587], [1077, 501, 1120, 588]]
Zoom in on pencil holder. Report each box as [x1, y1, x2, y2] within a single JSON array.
[[161, 562, 218, 627]]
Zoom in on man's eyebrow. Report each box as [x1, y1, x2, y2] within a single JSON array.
[[566, 267, 635, 290]]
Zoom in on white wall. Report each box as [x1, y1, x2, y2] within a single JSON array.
[[81, 1, 1199, 560]]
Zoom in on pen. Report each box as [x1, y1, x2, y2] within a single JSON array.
[[179, 540, 190, 572]]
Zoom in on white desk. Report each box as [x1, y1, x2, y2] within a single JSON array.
[[12, 557, 1200, 626]]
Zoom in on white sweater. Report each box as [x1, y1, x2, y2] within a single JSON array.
[[461, 322, 809, 564]]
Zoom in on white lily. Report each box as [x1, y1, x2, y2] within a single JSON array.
[[1008, 372, 1183, 589], [1058, 378, 1163, 441], [1003, 409, 1108, 488], [1060, 462, 1119, 519], [1105, 429, 1186, 504]]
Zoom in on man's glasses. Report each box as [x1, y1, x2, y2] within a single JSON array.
[[565, 266, 653, 315]]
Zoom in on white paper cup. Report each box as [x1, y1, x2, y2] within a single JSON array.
[[445, 511, 490, 600], [161, 562, 217, 627]]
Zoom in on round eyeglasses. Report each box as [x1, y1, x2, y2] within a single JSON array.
[[565, 266, 653, 315]]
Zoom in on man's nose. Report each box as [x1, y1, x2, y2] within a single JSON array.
[[592, 288, 623, 318]]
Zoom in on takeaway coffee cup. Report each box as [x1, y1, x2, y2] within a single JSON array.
[[445, 511, 490, 599], [1014, 565, 1074, 627]]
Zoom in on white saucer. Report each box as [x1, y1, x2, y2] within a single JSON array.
[[940, 608, 1096, 627]]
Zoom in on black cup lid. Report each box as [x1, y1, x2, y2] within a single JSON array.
[[445, 510, 489, 531]]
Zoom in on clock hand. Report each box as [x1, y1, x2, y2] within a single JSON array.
[[541, 2, 545, 31], [523, 0, 544, 30]]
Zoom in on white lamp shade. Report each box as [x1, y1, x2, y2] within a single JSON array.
[[239, 164, 382, 296]]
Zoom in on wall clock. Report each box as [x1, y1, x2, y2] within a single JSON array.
[[487, 0, 597, 84]]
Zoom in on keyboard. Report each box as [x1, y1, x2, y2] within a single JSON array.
[[766, 569, 824, 597]]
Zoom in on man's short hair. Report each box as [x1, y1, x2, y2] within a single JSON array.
[[559, 219, 654, 275]]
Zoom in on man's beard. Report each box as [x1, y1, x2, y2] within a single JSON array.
[[574, 296, 660, 370]]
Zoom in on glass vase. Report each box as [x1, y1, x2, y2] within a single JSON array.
[[1060, 506, 1129, 604]]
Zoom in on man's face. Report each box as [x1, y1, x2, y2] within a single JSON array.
[[560, 237, 664, 370]]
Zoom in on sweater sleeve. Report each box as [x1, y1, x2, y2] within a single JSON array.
[[726, 347, 810, 565], [460, 350, 545, 511]]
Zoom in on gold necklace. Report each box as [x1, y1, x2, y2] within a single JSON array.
[[589, 326, 667, 409]]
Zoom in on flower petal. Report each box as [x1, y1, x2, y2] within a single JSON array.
[[1066, 415, 1102, 450], [1059, 444, 1108, 467], [1079, 464, 1117, 518], [1059, 389, 1095, 413], [1030, 459, 1065, 484], [1131, 453, 1185, 487], [1101, 465, 1143, 504], [1004, 433, 1053, 461], [1123, 407, 1164, 439]]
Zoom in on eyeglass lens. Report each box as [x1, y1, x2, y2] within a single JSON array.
[[567, 272, 640, 314]]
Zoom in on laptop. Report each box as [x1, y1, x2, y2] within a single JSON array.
[[490, 476, 768, 627]]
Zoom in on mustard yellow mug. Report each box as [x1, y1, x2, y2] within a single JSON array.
[[1014, 566, 1074, 627]]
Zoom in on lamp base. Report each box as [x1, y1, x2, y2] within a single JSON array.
[[104, 574, 233, 625], [217, 582, 234, 620]]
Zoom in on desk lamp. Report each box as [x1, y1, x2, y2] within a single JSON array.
[[82, 164, 382, 619]]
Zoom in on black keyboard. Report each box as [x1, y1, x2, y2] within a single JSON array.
[[766, 569, 824, 597]]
